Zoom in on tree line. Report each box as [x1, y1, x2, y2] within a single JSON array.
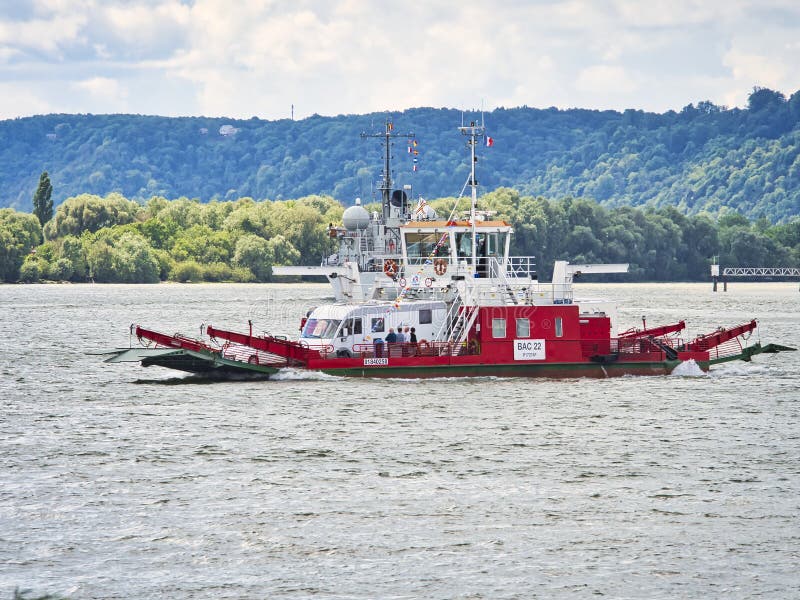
[[2, 189, 798, 284], [2, 87, 799, 221]]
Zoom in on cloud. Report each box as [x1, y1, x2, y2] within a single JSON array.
[[73, 76, 129, 109], [0, 82, 52, 115], [0, 11, 87, 56], [575, 65, 638, 96], [0, 0, 799, 119]]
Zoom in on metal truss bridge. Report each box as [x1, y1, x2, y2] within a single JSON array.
[[721, 267, 800, 277]]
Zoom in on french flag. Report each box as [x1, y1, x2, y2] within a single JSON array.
[[486, 136, 494, 147]]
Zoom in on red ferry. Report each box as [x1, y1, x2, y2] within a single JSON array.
[[101, 123, 793, 378]]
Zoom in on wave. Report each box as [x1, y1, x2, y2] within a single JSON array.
[[270, 368, 343, 381], [671, 359, 707, 377]]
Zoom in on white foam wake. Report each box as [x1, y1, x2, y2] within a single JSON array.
[[270, 367, 343, 381], [671, 359, 707, 377]]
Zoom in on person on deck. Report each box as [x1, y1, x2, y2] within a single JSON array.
[[385, 328, 397, 344], [397, 325, 408, 356]]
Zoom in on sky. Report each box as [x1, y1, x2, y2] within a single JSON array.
[[1, 0, 799, 121]]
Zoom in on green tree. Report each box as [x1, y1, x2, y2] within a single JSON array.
[[267, 234, 301, 265], [19, 259, 41, 283], [32, 171, 54, 227], [171, 225, 233, 263], [60, 235, 88, 281], [233, 234, 274, 281], [0, 209, 43, 282], [85, 231, 159, 282], [44, 193, 142, 239], [50, 258, 74, 280]]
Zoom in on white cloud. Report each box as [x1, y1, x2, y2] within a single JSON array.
[[73, 76, 129, 108], [0, 0, 799, 119], [576, 65, 638, 95], [0, 12, 86, 55], [0, 82, 52, 116]]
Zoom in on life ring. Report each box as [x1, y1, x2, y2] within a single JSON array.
[[468, 339, 481, 355], [418, 340, 430, 354], [434, 258, 448, 276], [384, 259, 398, 279], [248, 354, 259, 365], [398, 277, 407, 288], [425, 277, 433, 288]]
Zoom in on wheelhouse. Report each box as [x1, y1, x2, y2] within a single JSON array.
[[400, 220, 521, 279]]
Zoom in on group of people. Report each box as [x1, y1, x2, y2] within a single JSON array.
[[384, 326, 417, 344], [374, 325, 419, 357]]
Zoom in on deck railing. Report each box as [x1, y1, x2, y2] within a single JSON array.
[[351, 340, 478, 358]]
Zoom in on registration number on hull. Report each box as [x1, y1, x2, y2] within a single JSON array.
[[364, 357, 389, 366]]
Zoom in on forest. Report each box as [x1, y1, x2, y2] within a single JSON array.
[[2, 189, 798, 284], [1, 87, 800, 222]]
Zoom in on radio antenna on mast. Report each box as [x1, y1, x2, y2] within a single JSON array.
[[360, 117, 415, 223]]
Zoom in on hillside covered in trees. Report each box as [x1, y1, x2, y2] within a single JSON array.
[[2, 189, 798, 284], [2, 87, 800, 222]]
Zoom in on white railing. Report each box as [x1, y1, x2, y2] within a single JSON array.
[[434, 296, 463, 341], [504, 256, 537, 278]]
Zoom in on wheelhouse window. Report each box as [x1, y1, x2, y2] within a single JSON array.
[[515, 318, 530, 337], [492, 318, 506, 338], [419, 309, 432, 324], [456, 233, 472, 257], [555, 317, 563, 338], [405, 232, 450, 263], [301, 318, 341, 339]]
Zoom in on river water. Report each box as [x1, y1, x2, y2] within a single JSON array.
[[1, 282, 799, 599]]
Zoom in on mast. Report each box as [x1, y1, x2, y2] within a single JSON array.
[[360, 119, 414, 223], [459, 120, 485, 275]]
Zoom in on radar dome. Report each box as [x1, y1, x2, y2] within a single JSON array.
[[342, 205, 370, 230]]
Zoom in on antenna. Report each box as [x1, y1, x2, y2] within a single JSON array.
[[458, 120, 485, 276], [360, 118, 414, 223]]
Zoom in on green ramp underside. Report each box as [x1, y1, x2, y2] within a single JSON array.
[[708, 342, 796, 366], [98, 347, 280, 376]]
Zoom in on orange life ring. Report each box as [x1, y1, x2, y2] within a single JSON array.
[[434, 258, 447, 276], [418, 340, 430, 354], [384, 259, 398, 279]]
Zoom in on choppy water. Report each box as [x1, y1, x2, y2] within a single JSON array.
[[1, 282, 799, 599]]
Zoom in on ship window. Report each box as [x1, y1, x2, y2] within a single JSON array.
[[515, 318, 530, 337], [456, 233, 472, 258], [555, 317, 563, 338], [343, 317, 362, 336], [405, 232, 450, 262], [301, 318, 342, 339], [370, 317, 385, 333], [492, 318, 506, 338], [419, 309, 432, 324]]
